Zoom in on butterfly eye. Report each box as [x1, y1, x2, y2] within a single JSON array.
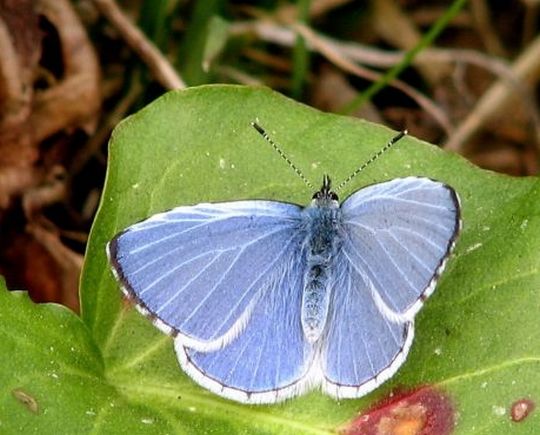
[[330, 192, 339, 201], [312, 192, 321, 200]]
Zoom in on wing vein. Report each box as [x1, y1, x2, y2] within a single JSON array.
[[386, 231, 431, 273], [209, 237, 297, 339], [392, 225, 446, 254], [341, 246, 398, 318], [131, 224, 289, 279], [346, 225, 417, 295], [156, 250, 226, 314], [180, 246, 246, 328], [346, 271, 360, 383], [139, 249, 220, 295], [352, 195, 450, 213]]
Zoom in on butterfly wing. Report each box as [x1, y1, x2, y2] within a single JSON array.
[[340, 177, 461, 320], [323, 177, 459, 397], [322, 257, 413, 399], [107, 200, 304, 351], [176, 260, 315, 404]]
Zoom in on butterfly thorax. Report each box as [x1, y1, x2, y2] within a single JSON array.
[[301, 176, 342, 343]]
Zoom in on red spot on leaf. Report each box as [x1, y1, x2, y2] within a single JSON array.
[[341, 386, 455, 435], [510, 398, 535, 422]]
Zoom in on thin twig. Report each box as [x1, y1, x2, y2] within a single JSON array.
[[70, 76, 143, 175], [232, 20, 540, 149], [294, 23, 453, 134], [309, 0, 354, 18], [445, 35, 540, 152], [32, 0, 101, 141], [372, 0, 449, 85], [470, 0, 506, 56], [92, 0, 185, 90], [26, 222, 83, 311], [216, 65, 263, 85]]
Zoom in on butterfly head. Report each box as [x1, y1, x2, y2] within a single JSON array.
[[312, 175, 339, 207]]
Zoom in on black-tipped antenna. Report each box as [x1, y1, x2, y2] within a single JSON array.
[[251, 122, 314, 190], [335, 130, 408, 192]]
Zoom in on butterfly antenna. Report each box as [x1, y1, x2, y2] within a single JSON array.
[[336, 130, 408, 192], [252, 122, 314, 190]]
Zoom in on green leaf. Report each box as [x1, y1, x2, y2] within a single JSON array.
[[2, 85, 539, 433], [0, 280, 174, 434]]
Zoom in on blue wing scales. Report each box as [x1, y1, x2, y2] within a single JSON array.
[[321, 177, 460, 398], [340, 177, 460, 319], [176, 260, 315, 404], [107, 200, 304, 351], [322, 256, 413, 399]]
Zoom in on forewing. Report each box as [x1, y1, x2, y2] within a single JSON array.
[[176, 260, 314, 404], [341, 177, 460, 319], [107, 200, 303, 350], [322, 257, 413, 399]]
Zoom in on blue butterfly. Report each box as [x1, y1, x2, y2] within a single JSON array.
[[107, 123, 461, 404]]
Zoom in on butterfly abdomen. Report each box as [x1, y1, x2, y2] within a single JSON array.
[[301, 205, 342, 343]]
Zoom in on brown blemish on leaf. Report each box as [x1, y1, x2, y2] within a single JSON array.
[[510, 398, 535, 422], [341, 386, 455, 435], [12, 387, 39, 414]]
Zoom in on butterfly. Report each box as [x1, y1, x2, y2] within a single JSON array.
[[107, 123, 461, 404]]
